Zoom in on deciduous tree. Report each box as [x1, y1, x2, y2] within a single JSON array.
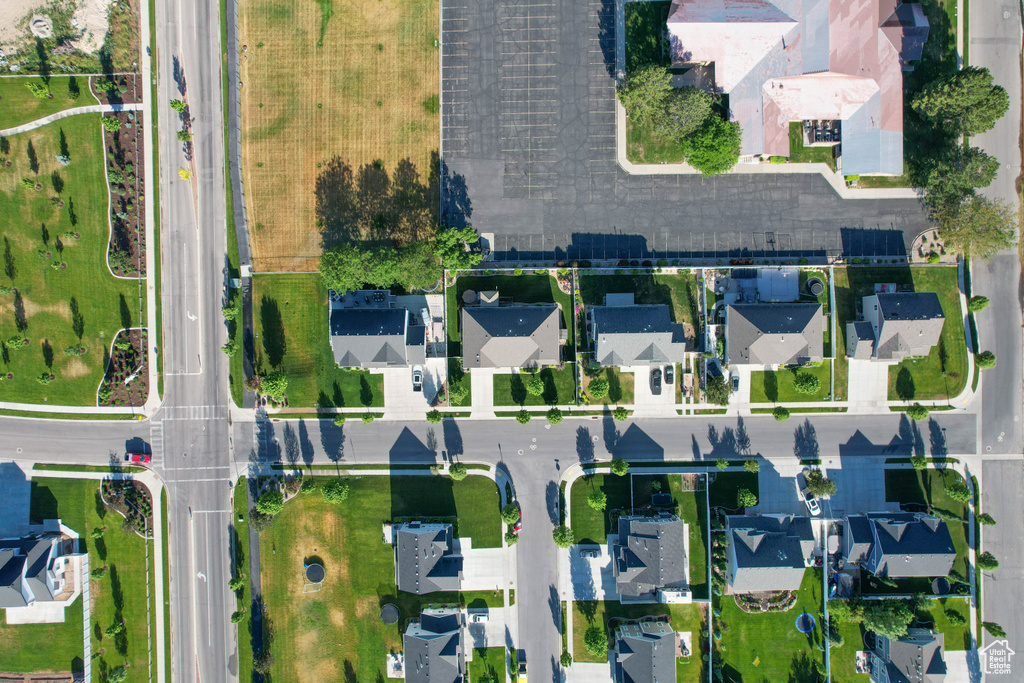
[[686, 116, 741, 176], [617, 65, 672, 124], [912, 67, 1010, 136]]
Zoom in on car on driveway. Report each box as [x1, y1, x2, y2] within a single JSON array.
[[412, 366, 423, 392], [580, 548, 599, 559], [650, 368, 662, 395], [664, 365, 674, 385], [127, 452, 151, 464], [795, 471, 821, 516], [731, 371, 740, 393]]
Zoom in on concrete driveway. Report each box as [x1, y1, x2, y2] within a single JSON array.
[[456, 539, 509, 592], [631, 366, 677, 416], [730, 365, 752, 407], [847, 359, 890, 412], [466, 607, 508, 649], [381, 367, 431, 418], [469, 368, 496, 416], [569, 545, 616, 601], [820, 458, 897, 519], [754, 459, 806, 516]]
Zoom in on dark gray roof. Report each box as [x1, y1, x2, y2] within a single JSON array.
[[330, 308, 423, 368], [843, 514, 874, 564], [725, 515, 814, 592], [404, 607, 464, 683], [726, 304, 824, 365], [590, 305, 688, 367], [866, 512, 955, 578], [395, 524, 463, 595], [462, 305, 561, 369], [613, 515, 687, 598], [0, 536, 58, 608], [870, 293, 945, 361], [882, 3, 930, 64], [614, 621, 676, 683], [875, 629, 946, 683], [0, 548, 26, 608], [846, 321, 875, 360]]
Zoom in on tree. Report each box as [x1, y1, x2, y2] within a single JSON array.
[[546, 407, 563, 424], [906, 404, 929, 421], [552, 525, 575, 548], [705, 374, 731, 405], [715, 458, 728, 471], [222, 339, 237, 355], [945, 609, 967, 625], [322, 479, 350, 503], [983, 622, 1007, 638], [933, 196, 1016, 260], [26, 82, 50, 99], [560, 651, 573, 668], [653, 86, 714, 139], [504, 529, 519, 546], [301, 477, 317, 492], [610, 459, 629, 476], [101, 116, 122, 132], [945, 478, 971, 502], [433, 226, 482, 271], [105, 621, 125, 637], [516, 410, 531, 424], [793, 373, 821, 395], [687, 115, 741, 176], [231, 610, 247, 623], [502, 503, 521, 525], [318, 243, 443, 296], [744, 459, 760, 474], [968, 296, 990, 312], [827, 598, 864, 623], [617, 65, 672, 124], [170, 99, 187, 112], [261, 371, 288, 400], [108, 665, 129, 683], [254, 652, 274, 675], [925, 146, 999, 208], [177, 130, 192, 142], [228, 577, 246, 592], [587, 490, 607, 511], [911, 67, 1010, 136], [805, 470, 837, 497], [222, 304, 239, 320], [911, 454, 928, 471], [256, 490, 284, 516], [976, 350, 997, 369], [448, 380, 469, 403], [862, 599, 915, 639], [979, 513, 997, 525], [91, 566, 108, 579], [449, 462, 468, 480], [178, 168, 192, 180], [978, 551, 999, 570], [587, 377, 609, 399], [773, 406, 790, 421], [426, 409, 442, 424], [737, 488, 757, 509], [612, 407, 628, 421], [583, 626, 607, 657], [527, 375, 545, 396]]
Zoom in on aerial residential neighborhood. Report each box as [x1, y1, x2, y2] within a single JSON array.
[[0, 0, 1020, 681]]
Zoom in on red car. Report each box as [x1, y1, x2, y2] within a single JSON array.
[[513, 510, 523, 535], [127, 452, 151, 464]]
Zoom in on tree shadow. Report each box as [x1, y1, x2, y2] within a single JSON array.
[[13, 290, 27, 332], [438, 155, 472, 230], [545, 480, 560, 525], [359, 375, 373, 407], [50, 170, 64, 194], [258, 296, 286, 368], [58, 127, 70, 159], [94, 535, 107, 561], [540, 368, 558, 404], [26, 140, 38, 174], [605, 368, 622, 403], [70, 296, 84, 339], [793, 419, 819, 460], [735, 415, 751, 454], [41, 339, 53, 368], [928, 419, 947, 457], [764, 370, 779, 403], [576, 426, 595, 463], [895, 366, 916, 401], [35, 39, 49, 84], [40, 223, 49, 246], [510, 374, 527, 405], [67, 198, 78, 227], [119, 294, 132, 330], [2, 237, 14, 280]]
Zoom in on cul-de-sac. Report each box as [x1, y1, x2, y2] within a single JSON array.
[[0, 0, 1020, 681]]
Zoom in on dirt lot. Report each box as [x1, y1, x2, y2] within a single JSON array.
[[238, 0, 440, 271]]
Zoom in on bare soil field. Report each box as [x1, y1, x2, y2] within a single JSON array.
[[239, 0, 440, 271]]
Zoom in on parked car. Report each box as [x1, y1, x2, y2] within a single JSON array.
[[664, 365, 674, 385], [517, 651, 527, 681], [794, 472, 821, 517], [580, 548, 599, 559], [731, 371, 740, 392], [127, 452, 151, 464], [513, 508, 523, 535], [471, 612, 489, 623], [650, 368, 662, 395], [412, 365, 423, 392]]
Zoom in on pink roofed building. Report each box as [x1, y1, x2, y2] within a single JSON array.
[[666, 0, 928, 175]]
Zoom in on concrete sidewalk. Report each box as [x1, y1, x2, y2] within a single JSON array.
[[0, 102, 145, 137]]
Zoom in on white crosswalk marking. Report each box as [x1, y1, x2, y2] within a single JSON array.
[[149, 422, 164, 467]]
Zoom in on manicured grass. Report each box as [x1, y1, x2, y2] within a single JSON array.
[[232, 479, 254, 683], [582, 367, 635, 405], [0, 76, 94, 129], [749, 363, 832, 403], [569, 474, 631, 545], [829, 621, 870, 682], [467, 646, 506, 682], [918, 596, 972, 651], [9, 478, 154, 681], [855, 174, 912, 189], [785, 122, 837, 170], [493, 366, 575, 406], [624, 1, 671, 72], [258, 475, 502, 682], [579, 271, 703, 335], [251, 273, 384, 408], [626, 117, 688, 165], [446, 274, 574, 352], [884, 468, 971, 578], [0, 113, 144, 405], [708, 471, 759, 512], [716, 569, 824, 682], [572, 600, 706, 682]]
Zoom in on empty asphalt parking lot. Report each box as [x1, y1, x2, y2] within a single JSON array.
[[440, 0, 932, 260]]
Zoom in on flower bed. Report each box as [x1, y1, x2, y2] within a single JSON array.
[[101, 110, 146, 277], [98, 329, 148, 406], [101, 478, 153, 536], [733, 590, 798, 613]]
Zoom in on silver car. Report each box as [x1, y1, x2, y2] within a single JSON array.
[[795, 471, 821, 516], [412, 366, 423, 392]]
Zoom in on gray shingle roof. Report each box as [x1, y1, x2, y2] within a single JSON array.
[[871, 293, 945, 361], [613, 515, 687, 599], [846, 321, 875, 360], [726, 304, 824, 365], [404, 607, 464, 683], [843, 514, 874, 564], [0, 536, 59, 608], [590, 305, 689, 367], [614, 621, 676, 683], [725, 515, 814, 592], [461, 305, 561, 369], [0, 548, 26, 608], [864, 512, 955, 578], [875, 629, 946, 683], [395, 524, 463, 595], [330, 308, 422, 368]]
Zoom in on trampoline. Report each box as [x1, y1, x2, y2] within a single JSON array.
[[303, 562, 325, 593], [795, 613, 816, 634], [806, 277, 825, 297], [931, 577, 950, 596], [380, 603, 400, 625]]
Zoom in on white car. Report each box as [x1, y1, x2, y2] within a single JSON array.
[[412, 366, 423, 392], [795, 471, 821, 517]]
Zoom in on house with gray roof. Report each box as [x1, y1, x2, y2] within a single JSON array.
[[613, 514, 689, 602], [588, 295, 689, 367], [725, 303, 824, 366], [0, 519, 85, 620], [461, 300, 562, 369], [725, 514, 815, 593], [613, 620, 677, 683], [394, 522, 463, 595], [329, 289, 426, 368], [842, 512, 955, 578], [847, 292, 945, 362], [870, 628, 946, 683], [403, 607, 465, 683]]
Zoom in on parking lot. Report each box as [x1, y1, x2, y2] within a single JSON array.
[[440, 0, 932, 260]]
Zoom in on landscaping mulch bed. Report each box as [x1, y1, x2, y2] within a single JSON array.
[[98, 329, 148, 407], [101, 110, 146, 277], [101, 478, 153, 535], [89, 74, 141, 106]]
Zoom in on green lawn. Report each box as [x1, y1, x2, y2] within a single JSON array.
[[259, 474, 502, 682], [0, 76, 93, 129], [716, 569, 824, 682], [626, 118, 689, 165], [569, 474, 631, 544], [884, 468, 971, 578], [233, 479, 254, 683], [0, 113, 144, 405], [582, 366, 635, 405], [493, 366, 576, 406], [918, 597, 972, 651], [1, 478, 156, 681], [572, 601, 706, 682], [579, 271, 703, 336], [833, 268, 851, 401], [749, 363, 832, 403], [251, 273, 384, 408], [784, 122, 837, 170], [708, 471, 759, 512], [446, 274, 574, 354], [468, 646, 506, 683], [624, 1, 671, 73], [855, 174, 912, 189], [829, 621, 870, 683]]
